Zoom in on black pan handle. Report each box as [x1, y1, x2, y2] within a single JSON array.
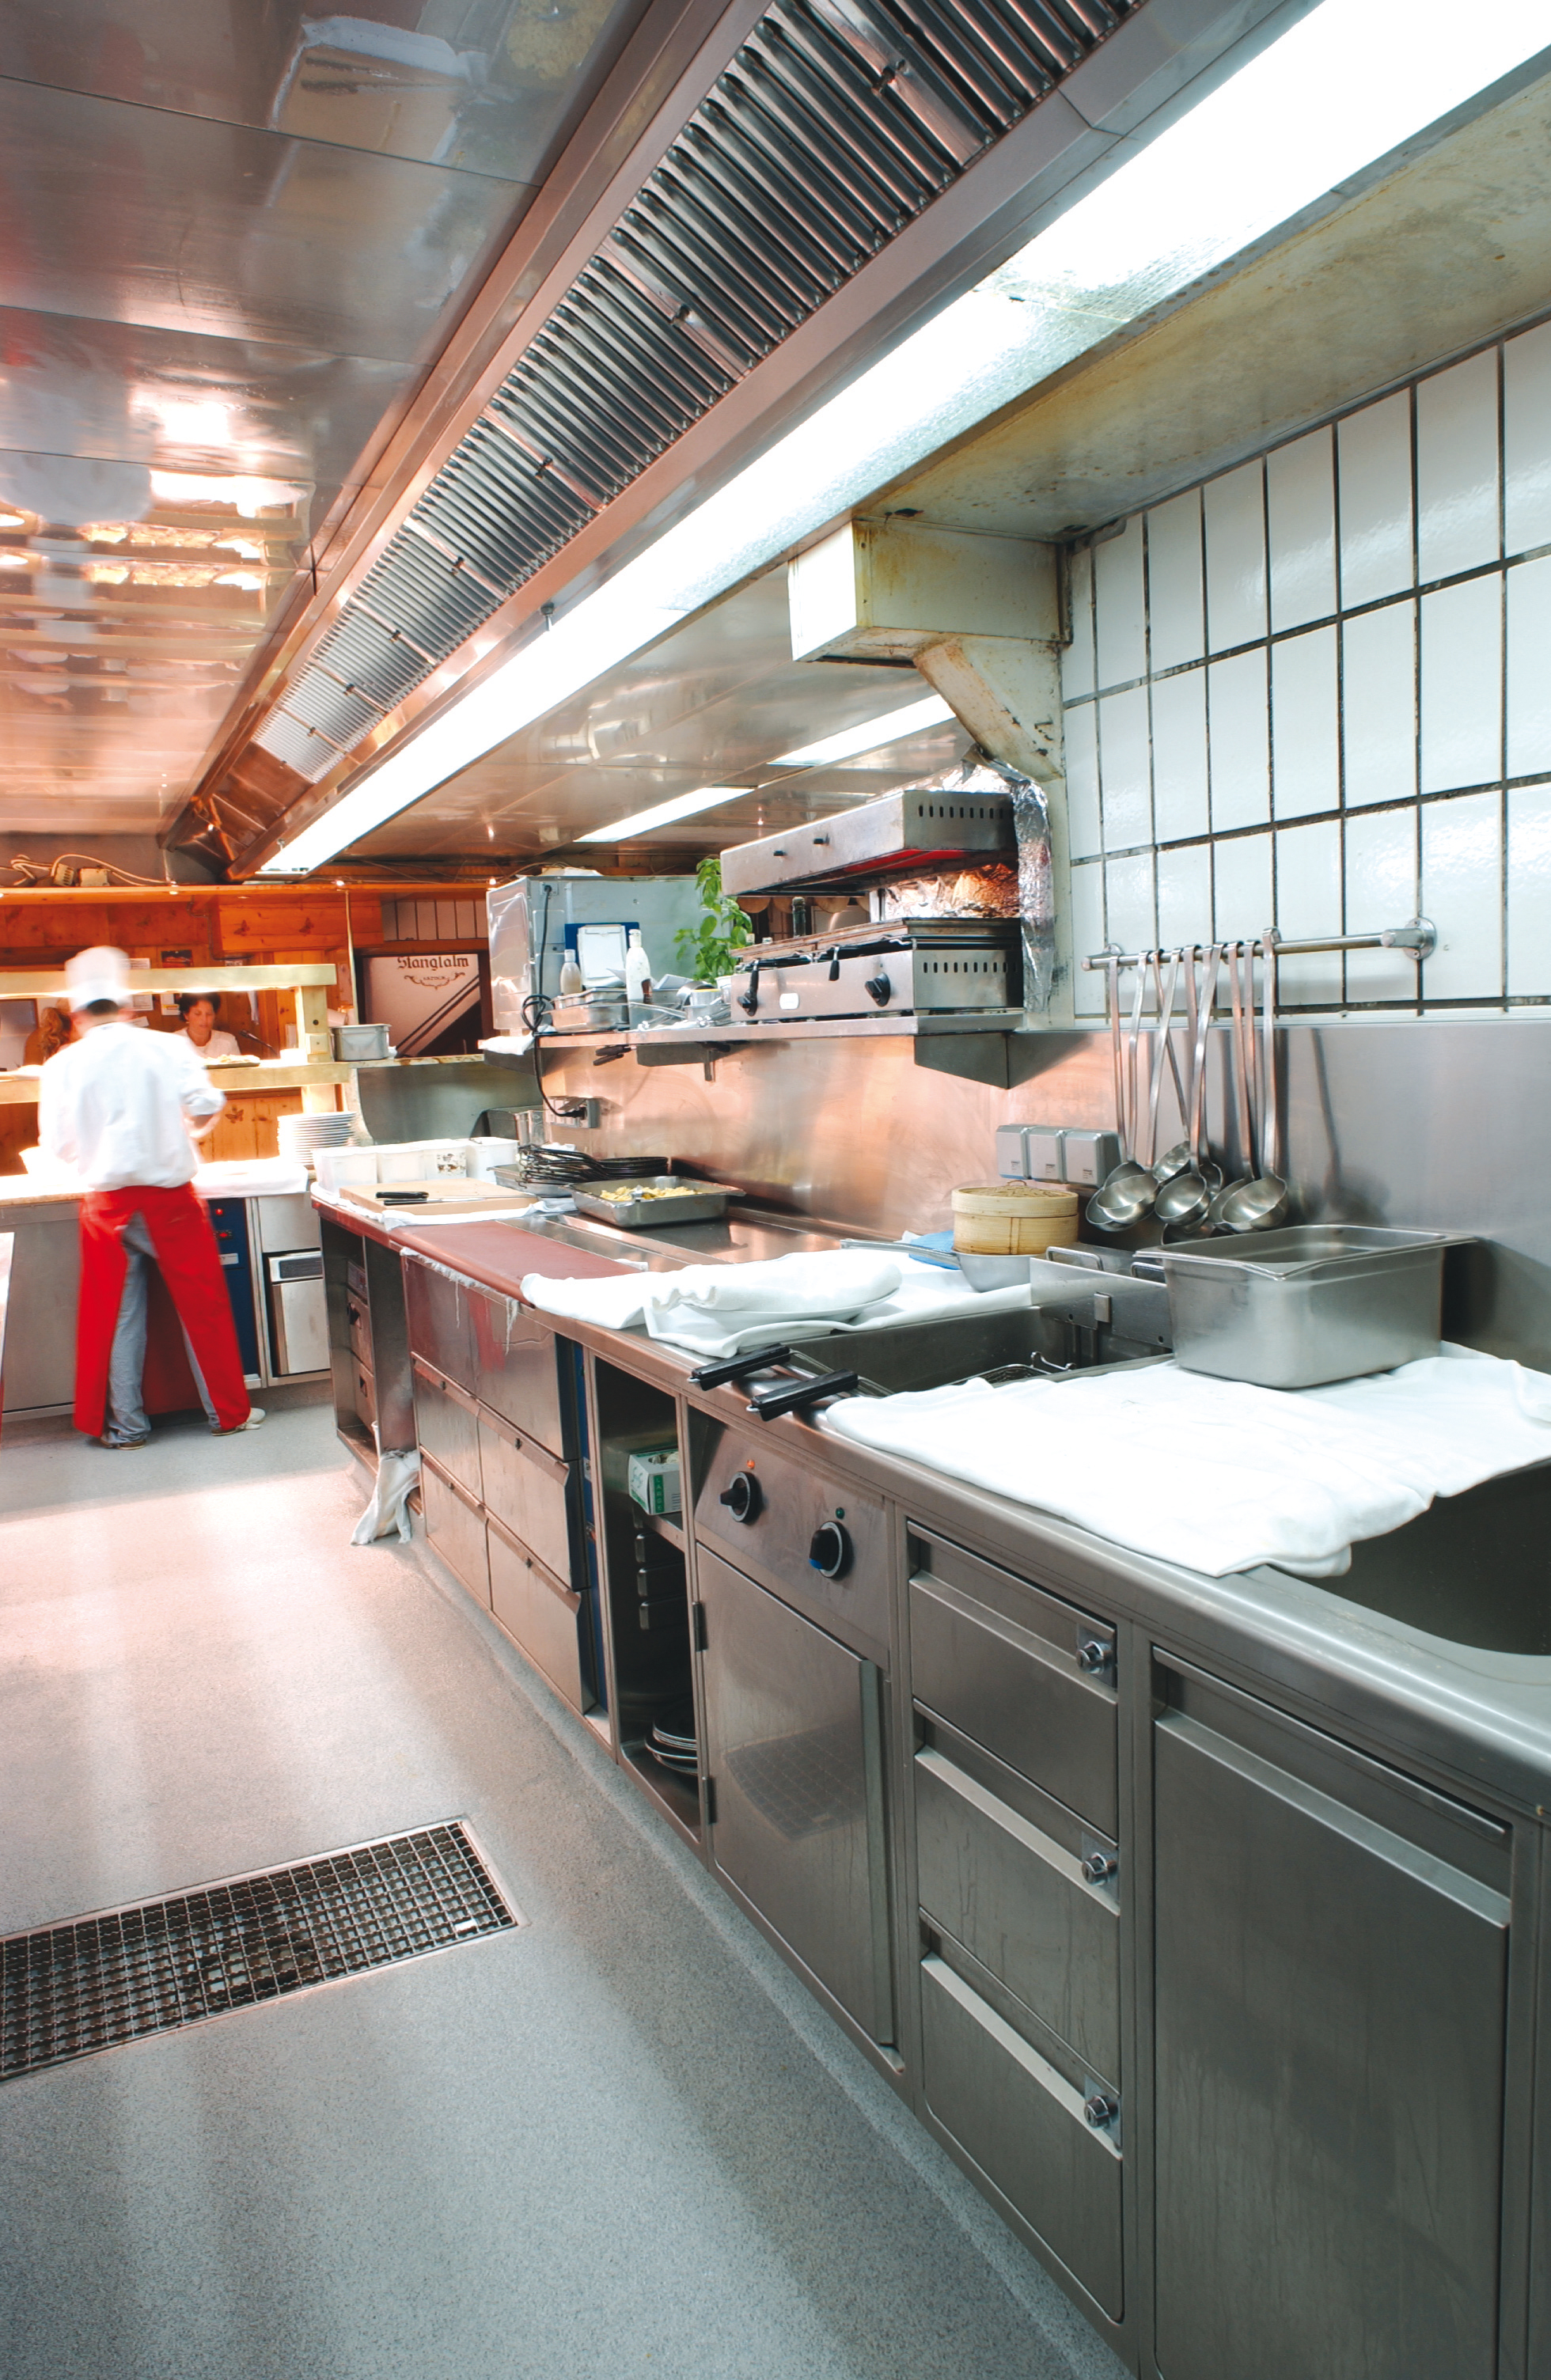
[[688, 1343, 794, 1389], [746, 1370, 860, 1422], [738, 961, 761, 1015]]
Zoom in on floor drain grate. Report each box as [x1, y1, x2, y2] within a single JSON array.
[[1, 1823, 520, 2082]]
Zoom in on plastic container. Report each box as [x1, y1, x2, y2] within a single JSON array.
[[1162, 1225, 1475, 1387], [315, 1146, 379, 1192], [951, 1182, 1079, 1255], [332, 1022, 390, 1061], [376, 1139, 470, 1182], [465, 1138, 523, 1179]]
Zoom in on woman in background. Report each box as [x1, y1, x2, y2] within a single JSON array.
[[175, 991, 242, 1060]]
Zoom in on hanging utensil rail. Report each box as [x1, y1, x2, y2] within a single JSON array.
[[1083, 918, 1436, 970]]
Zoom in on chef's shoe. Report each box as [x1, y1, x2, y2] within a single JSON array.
[[99, 1431, 150, 1450], [234, 1407, 266, 1431]]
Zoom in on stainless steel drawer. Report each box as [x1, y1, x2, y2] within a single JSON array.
[[487, 1513, 584, 1712], [478, 1409, 571, 1584], [404, 1255, 476, 1389], [916, 1727, 1119, 2086], [421, 1451, 490, 1606], [411, 1357, 482, 1503], [908, 1527, 1117, 1834], [471, 1290, 567, 1456], [920, 1953, 1122, 2319]]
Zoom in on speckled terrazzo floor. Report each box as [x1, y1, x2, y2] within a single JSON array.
[[0, 1393, 1126, 2380]]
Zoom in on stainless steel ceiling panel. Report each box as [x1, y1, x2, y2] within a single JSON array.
[[0, 304, 406, 498], [0, 79, 529, 362], [0, 0, 652, 177]]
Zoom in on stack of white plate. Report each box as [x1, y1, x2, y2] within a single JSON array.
[[278, 1111, 359, 1171]]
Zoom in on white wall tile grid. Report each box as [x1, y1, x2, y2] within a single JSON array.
[[1062, 316, 1551, 1017]]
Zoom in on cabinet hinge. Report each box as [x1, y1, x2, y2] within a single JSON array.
[[692, 1601, 707, 1652]]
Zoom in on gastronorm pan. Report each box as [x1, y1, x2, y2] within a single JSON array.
[[1161, 1225, 1474, 1387], [571, 1177, 745, 1228]]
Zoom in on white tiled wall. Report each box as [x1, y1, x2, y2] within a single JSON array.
[[1064, 317, 1551, 1017]]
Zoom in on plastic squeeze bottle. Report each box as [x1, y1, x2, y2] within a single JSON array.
[[624, 928, 653, 1006]]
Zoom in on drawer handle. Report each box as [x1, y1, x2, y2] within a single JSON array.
[[1080, 1849, 1118, 1885], [1077, 1635, 1114, 1677], [1084, 2090, 1119, 2131]]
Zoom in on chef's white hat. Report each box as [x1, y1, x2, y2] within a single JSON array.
[[65, 945, 131, 1011]]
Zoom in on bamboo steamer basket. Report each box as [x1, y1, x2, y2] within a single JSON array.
[[952, 1181, 1079, 1256]]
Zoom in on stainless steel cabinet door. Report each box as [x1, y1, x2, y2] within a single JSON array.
[[1154, 1672, 1511, 2380], [421, 1453, 490, 1609], [477, 1412, 572, 1585], [411, 1358, 482, 1501], [698, 1547, 893, 2045], [403, 1256, 476, 1389], [470, 1290, 566, 1456], [487, 1515, 583, 1713]]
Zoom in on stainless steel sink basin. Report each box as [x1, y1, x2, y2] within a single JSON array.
[[1298, 1461, 1551, 1655], [787, 1294, 1171, 1398]]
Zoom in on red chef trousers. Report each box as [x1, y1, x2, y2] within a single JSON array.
[[75, 1183, 251, 1438]]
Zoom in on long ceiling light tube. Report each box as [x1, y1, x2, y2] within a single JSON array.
[[262, 0, 1551, 874], [771, 692, 956, 768], [575, 785, 747, 839]]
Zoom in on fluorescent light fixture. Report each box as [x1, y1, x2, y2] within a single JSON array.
[[772, 692, 955, 769], [576, 786, 746, 842], [263, 0, 1550, 872]]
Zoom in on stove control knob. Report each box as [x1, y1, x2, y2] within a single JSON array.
[[808, 1521, 853, 1579], [719, 1472, 763, 1524]]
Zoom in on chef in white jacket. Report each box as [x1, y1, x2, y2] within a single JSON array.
[[39, 945, 263, 1447]]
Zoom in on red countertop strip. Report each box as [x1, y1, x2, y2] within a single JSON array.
[[392, 1219, 632, 1302]]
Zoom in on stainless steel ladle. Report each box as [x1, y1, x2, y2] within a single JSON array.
[[1151, 942, 1196, 1184], [1216, 932, 1290, 1232], [1086, 957, 1159, 1232], [1206, 940, 1257, 1226], [1154, 941, 1223, 1229]]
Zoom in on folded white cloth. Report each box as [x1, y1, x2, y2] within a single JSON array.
[[821, 1343, 1551, 1580], [519, 1249, 1035, 1360]]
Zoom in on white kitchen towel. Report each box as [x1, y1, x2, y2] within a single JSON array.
[[821, 1343, 1551, 1579], [518, 1249, 1036, 1360]]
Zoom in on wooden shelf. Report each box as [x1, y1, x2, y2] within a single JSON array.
[[0, 961, 336, 997]]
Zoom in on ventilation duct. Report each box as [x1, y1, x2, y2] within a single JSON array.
[[255, 0, 1129, 786]]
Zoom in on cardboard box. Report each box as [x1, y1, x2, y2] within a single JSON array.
[[627, 1447, 681, 1516]]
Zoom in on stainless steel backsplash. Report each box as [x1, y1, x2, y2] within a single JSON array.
[[526, 1021, 1551, 1366]]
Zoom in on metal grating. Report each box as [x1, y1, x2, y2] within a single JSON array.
[[256, 0, 1130, 777], [253, 707, 347, 783], [1, 1824, 518, 2082], [279, 667, 384, 753]]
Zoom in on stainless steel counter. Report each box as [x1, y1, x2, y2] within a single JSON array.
[[498, 1202, 850, 1274]]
